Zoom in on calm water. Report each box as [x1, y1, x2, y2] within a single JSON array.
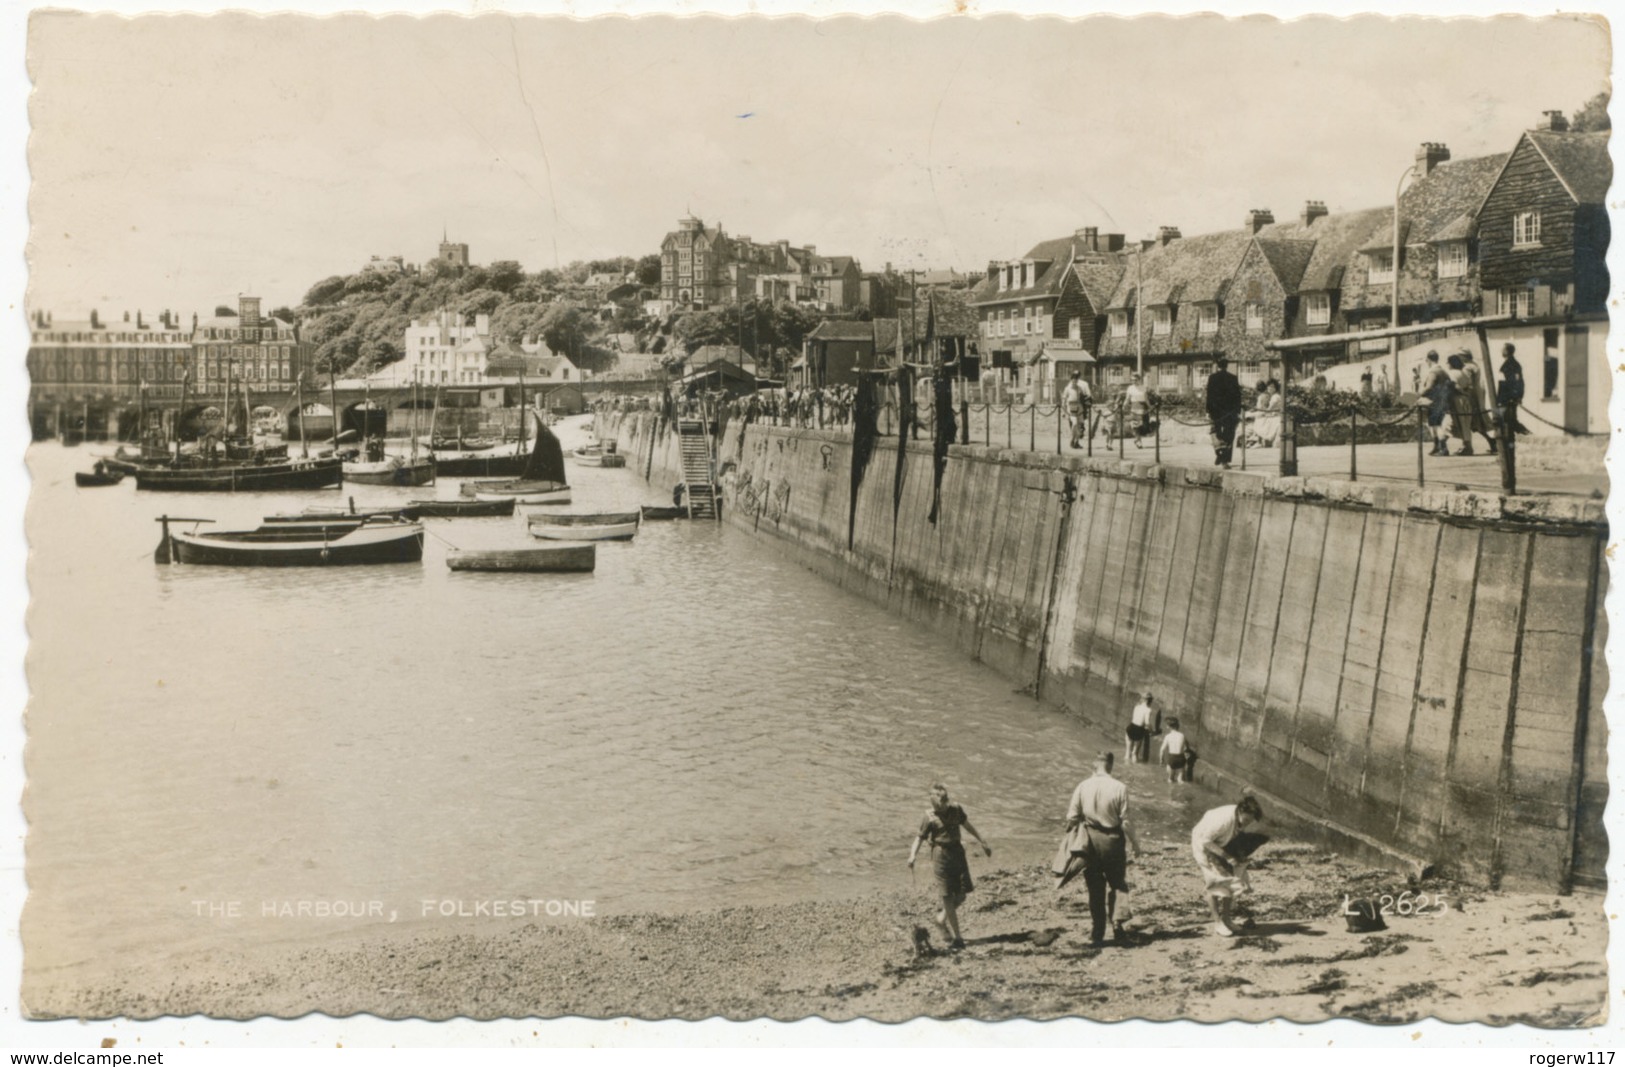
[[23, 418, 1218, 983]]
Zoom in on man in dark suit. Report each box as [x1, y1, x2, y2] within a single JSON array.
[[1206, 357, 1243, 468]]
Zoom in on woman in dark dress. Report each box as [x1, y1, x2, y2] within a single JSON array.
[[907, 783, 992, 950]]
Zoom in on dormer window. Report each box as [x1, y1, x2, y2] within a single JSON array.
[[1110, 311, 1128, 338], [1306, 292, 1331, 326], [1152, 307, 1172, 336], [1198, 305, 1219, 335], [1366, 250, 1395, 285], [1437, 241, 1468, 279], [1245, 303, 1264, 333], [1514, 211, 1542, 248]]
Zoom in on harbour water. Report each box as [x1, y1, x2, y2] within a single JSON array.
[[23, 418, 1223, 988]]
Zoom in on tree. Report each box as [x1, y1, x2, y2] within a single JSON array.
[[269, 306, 296, 323], [214, 305, 238, 317], [302, 275, 347, 307], [538, 304, 588, 358], [490, 301, 550, 344], [636, 254, 661, 286], [456, 266, 492, 294], [1572, 90, 1610, 131], [456, 288, 505, 318], [674, 309, 735, 354], [487, 260, 525, 295]]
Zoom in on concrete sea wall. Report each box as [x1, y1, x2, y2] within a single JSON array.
[[607, 412, 1608, 891]]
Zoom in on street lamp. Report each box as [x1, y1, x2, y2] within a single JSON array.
[[1390, 160, 1417, 387]]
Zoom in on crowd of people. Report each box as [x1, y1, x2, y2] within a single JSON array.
[[910, 691, 1266, 952], [1417, 341, 1529, 457]]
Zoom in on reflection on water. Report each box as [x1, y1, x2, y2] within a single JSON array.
[[23, 421, 1223, 983]]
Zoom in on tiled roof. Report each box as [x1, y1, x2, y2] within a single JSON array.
[[1065, 261, 1127, 311], [1526, 130, 1612, 203], [971, 233, 1124, 307], [1401, 152, 1508, 242], [1252, 238, 1318, 292], [1104, 229, 1254, 310], [1258, 206, 1389, 291]]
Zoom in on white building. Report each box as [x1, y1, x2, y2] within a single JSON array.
[[371, 310, 492, 387]]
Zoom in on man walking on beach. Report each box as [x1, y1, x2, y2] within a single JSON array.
[[1206, 357, 1242, 468], [1054, 751, 1142, 945]]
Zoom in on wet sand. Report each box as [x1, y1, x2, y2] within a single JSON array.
[[27, 843, 1606, 1026]]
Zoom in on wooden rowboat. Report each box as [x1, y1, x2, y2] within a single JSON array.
[[446, 544, 596, 573], [639, 505, 688, 521], [155, 515, 424, 566], [407, 497, 517, 518], [527, 512, 639, 542], [76, 464, 126, 487], [343, 454, 437, 487], [461, 419, 572, 504], [135, 456, 343, 493]]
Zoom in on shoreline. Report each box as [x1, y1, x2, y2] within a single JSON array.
[[26, 843, 1606, 1026]]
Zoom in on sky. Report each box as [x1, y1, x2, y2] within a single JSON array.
[[22, 12, 1612, 321]]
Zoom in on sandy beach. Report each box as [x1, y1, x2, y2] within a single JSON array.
[[27, 842, 1605, 1026]]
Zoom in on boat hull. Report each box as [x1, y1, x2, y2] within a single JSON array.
[[75, 471, 125, 487], [164, 522, 424, 566], [408, 498, 517, 517], [135, 457, 343, 492], [342, 458, 437, 487], [461, 479, 571, 505], [432, 451, 529, 478], [639, 505, 688, 521], [528, 521, 637, 542], [447, 545, 595, 573]]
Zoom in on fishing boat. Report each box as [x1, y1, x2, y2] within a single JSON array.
[[406, 497, 516, 518], [446, 544, 595, 573], [75, 462, 125, 488], [343, 451, 437, 487], [154, 515, 424, 567], [460, 416, 571, 505], [134, 455, 343, 492], [527, 511, 640, 542], [263, 499, 421, 523], [431, 442, 530, 478]]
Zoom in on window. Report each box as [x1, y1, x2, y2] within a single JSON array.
[[1198, 305, 1219, 334], [1366, 250, 1395, 284], [1069, 317, 1082, 341], [1514, 288, 1532, 319], [1492, 288, 1511, 316], [1024, 307, 1035, 334], [1543, 327, 1560, 400], [1245, 303, 1263, 333], [1106, 364, 1128, 384], [1153, 308, 1172, 336], [1110, 312, 1128, 338], [1306, 293, 1331, 326], [1437, 241, 1468, 279], [1514, 210, 1541, 248], [1158, 363, 1182, 388]]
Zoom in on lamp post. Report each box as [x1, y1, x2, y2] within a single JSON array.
[[1390, 161, 1417, 387]]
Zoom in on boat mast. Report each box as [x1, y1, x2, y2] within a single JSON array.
[[518, 366, 528, 451], [328, 360, 340, 450], [175, 365, 190, 462], [295, 372, 308, 458]]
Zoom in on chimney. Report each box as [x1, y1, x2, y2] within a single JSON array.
[[1075, 226, 1100, 252], [1415, 142, 1451, 177], [1140, 239, 1157, 253], [1105, 234, 1126, 252], [122, 310, 130, 322], [1243, 209, 1274, 234], [239, 295, 262, 327], [90, 309, 100, 329], [136, 310, 145, 329], [805, 244, 816, 256], [1300, 200, 1329, 226], [1536, 109, 1569, 132], [1158, 226, 1182, 246]]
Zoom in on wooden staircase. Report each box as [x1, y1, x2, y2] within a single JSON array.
[[677, 419, 719, 519]]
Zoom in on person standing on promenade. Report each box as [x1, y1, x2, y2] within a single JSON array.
[[1498, 342, 1530, 436], [1420, 350, 1455, 456], [1054, 751, 1142, 945], [1125, 690, 1158, 764], [1191, 793, 1265, 937], [1206, 357, 1242, 468], [1062, 370, 1093, 448], [1459, 349, 1498, 454], [1445, 353, 1476, 456], [907, 783, 992, 951]]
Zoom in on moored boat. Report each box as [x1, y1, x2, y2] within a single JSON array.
[[75, 462, 125, 488], [263, 501, 421, 523], [527, 511, 639, 542], [407, 497, 517, 518], [343, 453, 437, 487], [134, 455, 343, 492], [462, 416, 572, 505], [154, 515, 424, 566], [639, 505, 689, 521], [446, 544, 596, 573]]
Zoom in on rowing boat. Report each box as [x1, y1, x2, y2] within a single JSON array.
[[154, 515, 424, 566], [446, 544, 596, 573]]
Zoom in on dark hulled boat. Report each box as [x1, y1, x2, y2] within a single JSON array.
[[459, 419, 570, 504], [135, 456, 343, 492], [407, 497, 516, 518], [155, 515, 424, 566]]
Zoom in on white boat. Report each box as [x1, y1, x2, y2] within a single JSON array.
[[527, 511, 639, 542], [470, 484, 572, 505]]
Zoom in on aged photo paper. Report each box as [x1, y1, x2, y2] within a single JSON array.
[[6, 1, 1620, 1049]]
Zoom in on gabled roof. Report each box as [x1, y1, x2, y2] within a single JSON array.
[[1257, 206, 1389, 292], [1398, 152, 1508, 244], [971, 233, 1126, 307], [1060, 260, 1128, 311], [1525, 130, 1612, 203], [813, 256, 858, 276], [1252, 238, 1318, 292], [1104, 229, 1254, 311]]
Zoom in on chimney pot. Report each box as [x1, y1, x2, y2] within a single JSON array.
[[1300, 200, 1329, 226], [1537, 109, 1569, 132], [1158, 226, 1183, 246], [1244, 209, 1275, 234], [1414, 142, 1451, 177], [1105, 234, 1126, 252]]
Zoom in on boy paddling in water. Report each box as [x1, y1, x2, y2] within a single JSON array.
[[1158, 717, 1190, 783]]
